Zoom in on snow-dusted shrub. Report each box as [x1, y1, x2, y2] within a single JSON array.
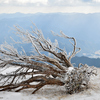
[[63, 64, 97, 94], [0, 24, 97, 94]]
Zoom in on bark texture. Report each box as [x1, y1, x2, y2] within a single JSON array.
[[0, 24, 96, 94]]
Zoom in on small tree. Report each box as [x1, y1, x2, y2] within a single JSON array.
[[0, 24, 96, 94]]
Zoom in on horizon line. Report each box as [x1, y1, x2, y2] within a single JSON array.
[[1, 12, 100, 14]]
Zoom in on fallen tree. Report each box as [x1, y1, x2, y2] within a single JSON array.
[[0, 24, 97, 94]]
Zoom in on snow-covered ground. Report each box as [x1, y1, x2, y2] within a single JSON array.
[[0, 67, 100, 100]]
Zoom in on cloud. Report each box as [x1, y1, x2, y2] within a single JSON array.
[[0, 0, 99, 8], [95, 50, 100, 55], [17, 0, 48, 5], [0, 0, 94, 7], [3, 0, 9, 4], [93, 0, 100, 2], [81, 0, 92, 2], [88, 50, 100, 58], [0, 0, 100, 13], [47, 0, 81, 6], [0, 0, 48, 6], [47, 0, 98, 7]]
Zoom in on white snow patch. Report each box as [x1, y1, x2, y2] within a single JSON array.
[[68, 67, 74, 72]]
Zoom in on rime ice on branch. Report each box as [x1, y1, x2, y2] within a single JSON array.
[[0, 24, 97, 94]]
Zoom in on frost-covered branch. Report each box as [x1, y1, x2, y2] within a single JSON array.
[[0, 24, 96, 94], [56, 31, 81, 61]]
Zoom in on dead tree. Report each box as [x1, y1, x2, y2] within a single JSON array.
[[0, 25, 96, 94]]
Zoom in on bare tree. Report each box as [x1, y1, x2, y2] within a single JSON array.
[[0, 25, 96, 94]]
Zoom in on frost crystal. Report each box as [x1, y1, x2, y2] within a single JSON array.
[[63, 65, 96, 94]]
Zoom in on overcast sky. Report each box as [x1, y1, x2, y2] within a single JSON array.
[[1, 0, 100, 13]]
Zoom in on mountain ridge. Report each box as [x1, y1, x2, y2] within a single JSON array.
[[0, 12, 100, 57], [72, 56, 100, 67]]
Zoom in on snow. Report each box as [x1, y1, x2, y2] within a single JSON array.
[[0, 67, 100, 100], [68, 67, 74, 72], [64, 66, 74, 81]]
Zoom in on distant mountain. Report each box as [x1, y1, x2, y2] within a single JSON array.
[[0, 12, 100, 57], [72, 56, 100, 67]]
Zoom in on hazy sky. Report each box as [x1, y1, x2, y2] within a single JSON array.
[[1, 0, 100, 13]]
